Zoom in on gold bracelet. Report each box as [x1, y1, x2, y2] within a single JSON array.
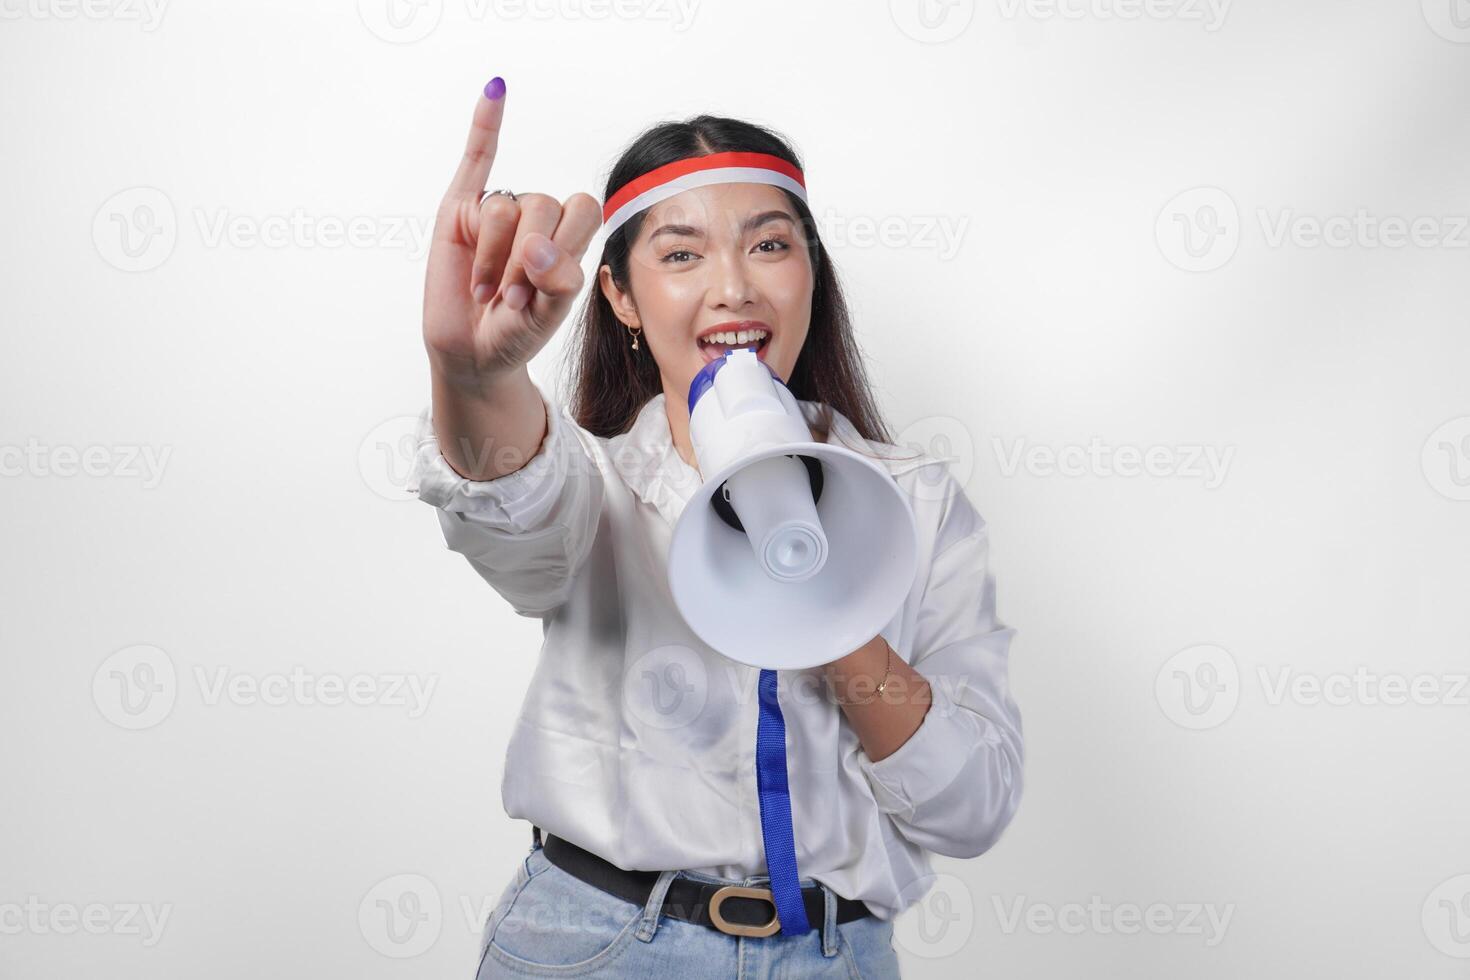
[[831, 645, 895, 706]]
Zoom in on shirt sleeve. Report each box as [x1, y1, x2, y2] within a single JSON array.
[[406, 377, 604, 619], [856, 470, 1024, 859]]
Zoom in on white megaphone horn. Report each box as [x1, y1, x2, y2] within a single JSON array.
[[667, 348, 919, 670]]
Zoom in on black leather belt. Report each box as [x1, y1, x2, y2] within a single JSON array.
[[534, 827, 873, 938]]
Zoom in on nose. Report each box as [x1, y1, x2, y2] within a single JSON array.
[[706, 246, 757, 311]]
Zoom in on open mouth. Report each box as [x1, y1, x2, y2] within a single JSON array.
[[697, 325, 772, 364]]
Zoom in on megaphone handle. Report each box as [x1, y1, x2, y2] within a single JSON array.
[[711, 454, 825, 534], [755, 668, 813, 935]]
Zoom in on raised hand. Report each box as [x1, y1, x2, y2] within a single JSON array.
[[422, 78, 601, 393]]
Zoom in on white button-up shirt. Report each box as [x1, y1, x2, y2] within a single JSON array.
[[408, 375, 1023, 920]]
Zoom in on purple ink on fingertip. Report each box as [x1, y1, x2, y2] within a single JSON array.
[[484, 77, 505, 100]]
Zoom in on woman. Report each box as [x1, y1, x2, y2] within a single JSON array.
[[409, 76, 1024, 979]]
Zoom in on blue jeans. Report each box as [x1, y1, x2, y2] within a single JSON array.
[[474, 839, 902, 978]]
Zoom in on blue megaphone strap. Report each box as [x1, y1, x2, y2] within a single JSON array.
[[756, 668, 812, 935]]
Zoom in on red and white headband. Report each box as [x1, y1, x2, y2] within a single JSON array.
[[601, 151, 807, 239]]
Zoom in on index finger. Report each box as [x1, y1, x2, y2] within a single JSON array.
[[445, 77, 507, 202]]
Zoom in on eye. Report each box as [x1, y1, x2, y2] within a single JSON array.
[[659, 248, 698, 264], [754, 236, 791, 254]]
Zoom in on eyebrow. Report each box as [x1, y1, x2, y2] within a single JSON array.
[[648, 209, 796, 241]]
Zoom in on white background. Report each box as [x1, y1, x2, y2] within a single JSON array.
[[3, 0, 1469, 977]]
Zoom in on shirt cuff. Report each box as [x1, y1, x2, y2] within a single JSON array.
[[856, 678, 978, 821], [407, 381, 569, 533]]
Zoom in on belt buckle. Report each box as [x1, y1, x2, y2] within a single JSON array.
[[708, 885, 781, 938]]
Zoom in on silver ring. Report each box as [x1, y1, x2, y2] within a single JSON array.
[[479, 188, 518, 205]]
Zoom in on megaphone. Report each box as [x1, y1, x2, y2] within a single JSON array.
[[667, 348, 919, 670]]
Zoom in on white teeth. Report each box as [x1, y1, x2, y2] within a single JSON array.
[[700, 329, 769, 346]]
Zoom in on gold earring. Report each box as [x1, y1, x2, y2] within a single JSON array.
[[627, 324, 643, 351]]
